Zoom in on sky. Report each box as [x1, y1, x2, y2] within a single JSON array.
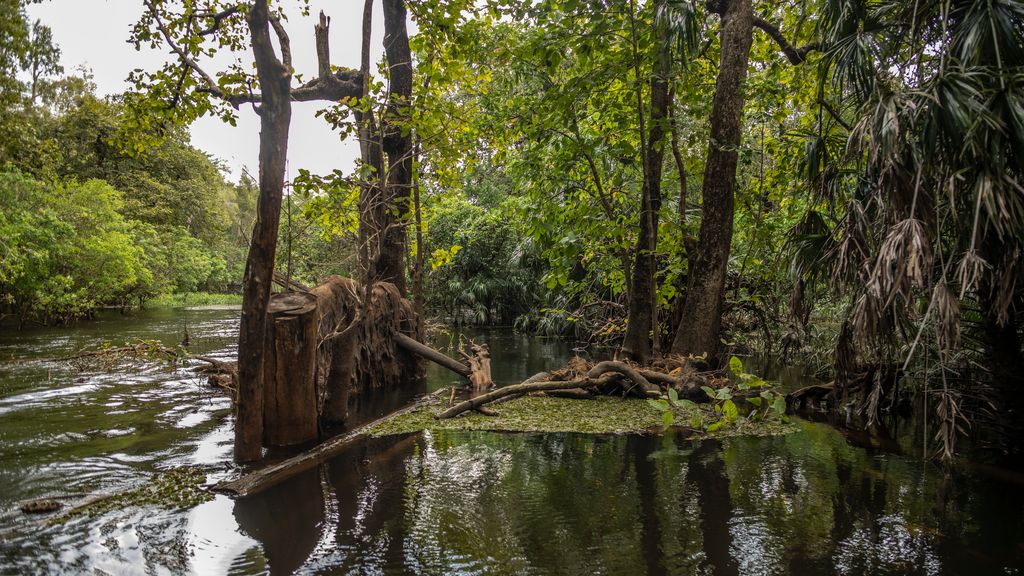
[[26, 0, 389, 181]]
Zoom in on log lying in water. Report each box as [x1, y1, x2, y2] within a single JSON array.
[[394, 333, 471, 378], [215, 387, 452, 498], [436, 378, 596, 419], [436, 360, 665, 419]]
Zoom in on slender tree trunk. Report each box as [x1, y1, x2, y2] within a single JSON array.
[[355, 0, 384, 288], [671, 0, 753, 361], [235, 0, 293, 463], [621, 0, 670, 364], [412, 137, 425, 339], [376, 0, 413, 296]]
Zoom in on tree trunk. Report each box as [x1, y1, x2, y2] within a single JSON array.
[[235, 0, 293, 463], [262, 293, 319, 447], [375, 0, 413, 295], [671, 0, 753, 361], [621, 0, 671, 364]]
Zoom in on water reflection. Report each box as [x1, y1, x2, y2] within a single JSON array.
[[3, 312, 1024, 574], [224, 425, 1024, 575]]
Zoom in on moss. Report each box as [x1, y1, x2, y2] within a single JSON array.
[[367, 394, 799, 438], [56, 466, 213, 523]]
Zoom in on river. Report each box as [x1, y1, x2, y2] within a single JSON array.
[[1, 306, 1022, 574]]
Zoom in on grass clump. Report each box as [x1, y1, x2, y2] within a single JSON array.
[[147, 292, 242, 307]]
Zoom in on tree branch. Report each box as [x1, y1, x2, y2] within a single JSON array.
[[817, 98, 852, 131], [753, 16, 819, 65], [194, 5, 243, 37], [268, 12, 292, 70], [314, 11, 331, 78], [145, 0, 226, 100]]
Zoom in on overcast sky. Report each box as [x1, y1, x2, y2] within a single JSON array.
[[26, 0, 391, 181]]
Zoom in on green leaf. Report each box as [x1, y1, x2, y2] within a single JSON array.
[[662, 410, 674, 427], [700, 385, 716, 398], [707, 420, 725, 433], [716, 387, 733, 400], [668, 388, 679, 404], [647, 398, 670, 411], [747, 397, 763, 407], [690, 412, 704, 429], [772, 396, 787, 415], [722, 399, 739, 422], [729, 356, 743, 376]]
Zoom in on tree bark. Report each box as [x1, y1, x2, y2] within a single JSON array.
[[235, 0, 294, 463], [374, 0, 414, 295], [671, 0, 753, 361], [262, 293, 319, 446], [394, 333, 472, 377], [621, 0, 671, 364]]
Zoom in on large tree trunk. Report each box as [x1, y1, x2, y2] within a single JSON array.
[[235, 0, 293, 463], [671, 0, 753, 361], [621, 0, 671, 364], [374, 0, 413, 295]]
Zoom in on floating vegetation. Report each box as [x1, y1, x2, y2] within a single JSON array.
[[367, 393, 798, 438], [53, 467, 213, 523], [61, 339, 185, 372]]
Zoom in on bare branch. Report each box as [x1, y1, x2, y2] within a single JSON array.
[[753, 16, 819, 65], [817, 98, 852, 131], [268, 12, 292, 69], [315, 11, 331, 78]]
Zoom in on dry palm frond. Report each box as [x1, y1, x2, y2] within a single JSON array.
[[933, 388, 970, 461], [955, 249, 990, 299], [872, 218, 933, 307], [932, 282, 961, 352]]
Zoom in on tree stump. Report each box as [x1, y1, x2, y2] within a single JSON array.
[[263, 292, 320, 447]]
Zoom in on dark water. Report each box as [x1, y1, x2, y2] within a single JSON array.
[[1, 310, 1023, 575]]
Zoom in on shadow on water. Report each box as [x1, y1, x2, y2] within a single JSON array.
[[2, 315, 1024, 574]]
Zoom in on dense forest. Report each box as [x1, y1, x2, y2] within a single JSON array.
[[2, 0, 1022, 463]]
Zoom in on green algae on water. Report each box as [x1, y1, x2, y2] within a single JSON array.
[[55, 466, 213, 523], [366, 393, 799, 438]]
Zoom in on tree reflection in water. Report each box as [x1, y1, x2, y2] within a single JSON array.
[[232, 421, 1024, 575]]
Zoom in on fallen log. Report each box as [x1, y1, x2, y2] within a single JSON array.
[[588, 361, 660, 397], [787, 382, 835, 410], [540, 388, 594, 400], [436, 378, 594, 419], [214, 387, 452, 498], [395, 333, 471, 378]]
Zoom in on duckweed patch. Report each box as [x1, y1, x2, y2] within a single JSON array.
[[366, 393, 799, 438], [56, 466, 213, 523]]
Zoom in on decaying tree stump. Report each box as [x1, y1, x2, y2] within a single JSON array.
[[255, 276, 426, 450], [462, 344, 493, 390], [263, 292, 320, 446]]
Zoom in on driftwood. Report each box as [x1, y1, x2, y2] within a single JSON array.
[[461, 344, 493, 390], [436, 377, 596, 419], [588, 361, 659, 396], [215, 387, 452, 498], [787, 382, 836, 411], [395, 333, 471, 378]]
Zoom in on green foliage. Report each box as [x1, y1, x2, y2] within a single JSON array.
[[0, 52, 245, 324], [649, 358, 787, 434]]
